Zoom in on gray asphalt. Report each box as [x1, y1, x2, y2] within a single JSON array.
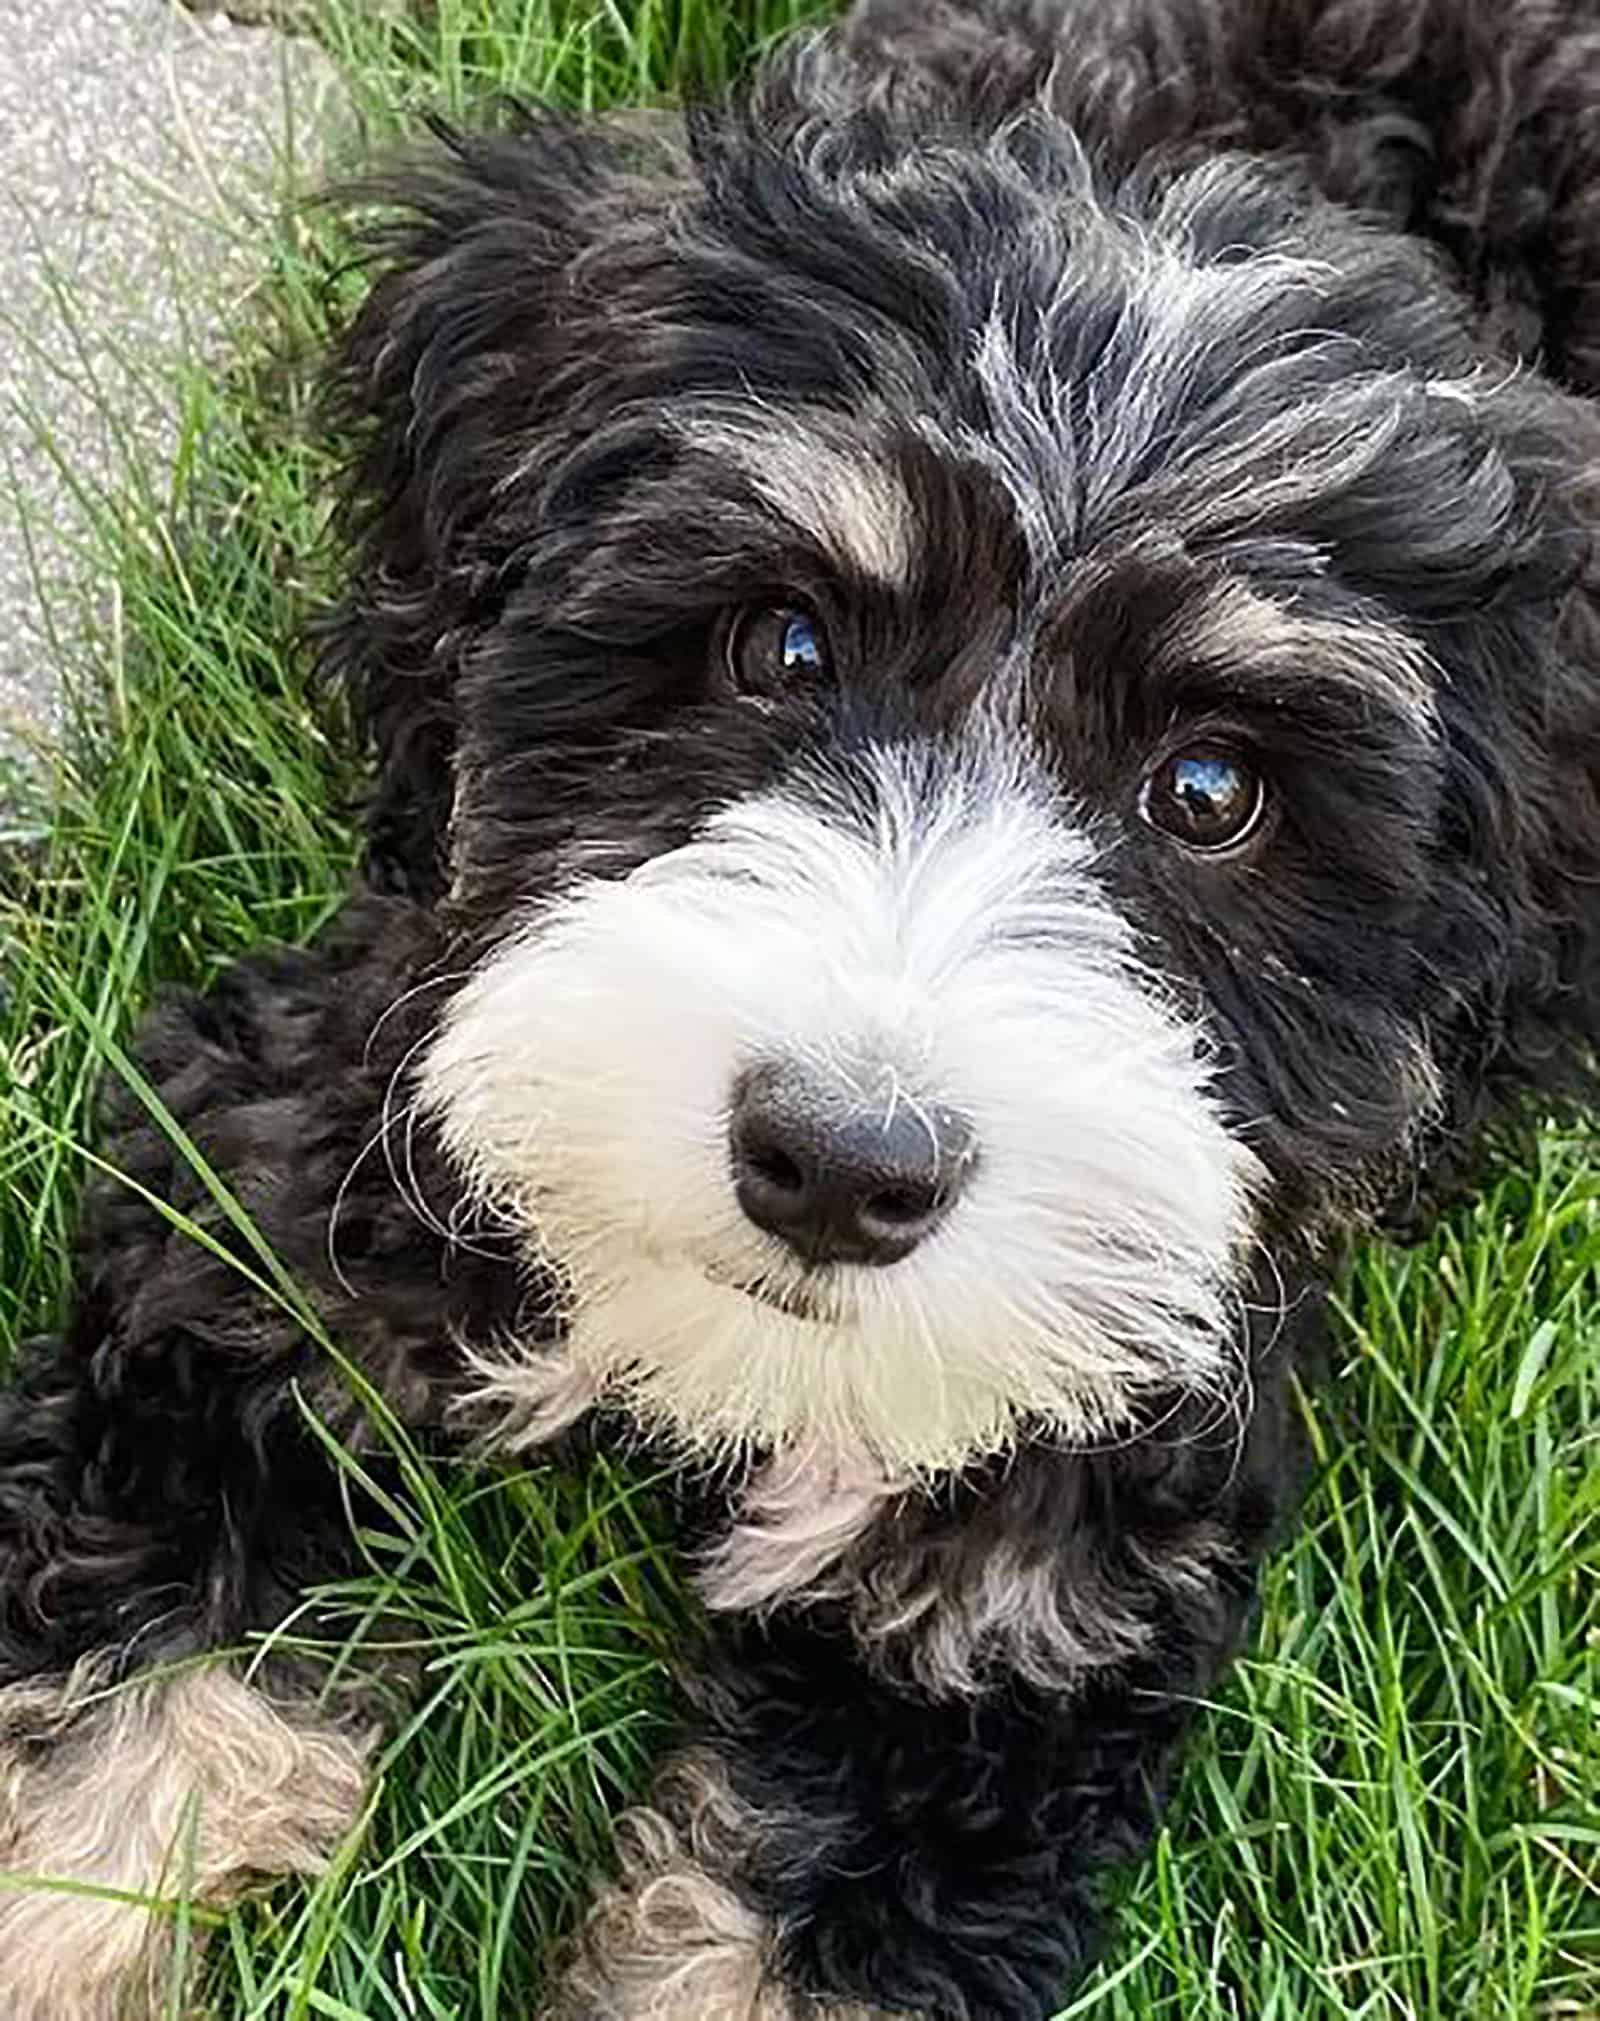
[[0, 0, 347, 793]]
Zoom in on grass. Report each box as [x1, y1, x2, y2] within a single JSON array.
[[0, 1, 1596, 2014]]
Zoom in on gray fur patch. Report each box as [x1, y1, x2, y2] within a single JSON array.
[[1175, 576, 1438, 731], [686, 411, 915, 583], [842, 1510, 1235, 1697], [698, 1444, 903, 1614]]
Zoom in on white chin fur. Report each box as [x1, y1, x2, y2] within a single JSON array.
[[419, 735, 1259, 1476]]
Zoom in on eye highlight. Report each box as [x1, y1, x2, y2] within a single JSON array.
[[1140, 746, 1266, 854], [724, 605, 831, 696]]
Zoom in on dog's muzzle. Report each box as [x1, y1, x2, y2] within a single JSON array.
[[419, 734, 1259, 1473]]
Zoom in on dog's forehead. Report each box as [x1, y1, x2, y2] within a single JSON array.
[[657, 150, 1328, 533], [502, 132, 1529, 750], [669, 398, 1427, 694], [599, 135, 1515, 626]]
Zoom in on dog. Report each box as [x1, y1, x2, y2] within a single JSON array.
[[4, 0, 1600, 2015]]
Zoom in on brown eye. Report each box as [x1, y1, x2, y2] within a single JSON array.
[[1140, 747, 1265, 853], [724, 606, 830, 695]]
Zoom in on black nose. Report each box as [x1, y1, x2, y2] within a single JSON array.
[[729, 1063, 975, 1268]]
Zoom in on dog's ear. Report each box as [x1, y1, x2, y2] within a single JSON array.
[[1402, 405, 1600, 1207], [319, 112, 687, 897], [1507, 521, 1600, 1090]]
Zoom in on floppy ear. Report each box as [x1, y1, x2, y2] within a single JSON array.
[[319, 111, 688, 897], [1401, 406, 1600, 1214], [1516, 514, 1600, 1072]]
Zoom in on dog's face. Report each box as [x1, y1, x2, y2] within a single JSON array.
[[350, 70, 1592, 1474]]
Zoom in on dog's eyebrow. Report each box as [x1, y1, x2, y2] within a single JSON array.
[[684, 413, 915, 583], [1177, 578, 1440, 730]]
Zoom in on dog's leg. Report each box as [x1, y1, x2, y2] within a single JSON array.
[[0, 905, 467, 2019], [537, 1626, 1206, 2021], [0, 1656, 370, 2021], [537, 1563, 1254, 2021], [540, 1333, 1300, 2021], [0, 1316, 380, 2021]]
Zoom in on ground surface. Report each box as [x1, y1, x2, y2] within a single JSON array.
[[0, 0, 343, 784], [0, 4, 1596, 2018]]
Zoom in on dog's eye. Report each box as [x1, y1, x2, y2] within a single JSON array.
[[724, 606, 830, 695], [1140, 747, 1265, 853]]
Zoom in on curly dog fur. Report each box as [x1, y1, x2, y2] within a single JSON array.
[[5, 1, 1600, 2015]]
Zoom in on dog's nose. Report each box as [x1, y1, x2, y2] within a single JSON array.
[[729, 1063, 974, 1267]]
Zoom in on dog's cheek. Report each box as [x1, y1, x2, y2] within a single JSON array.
[[417, 887, 746, 1257]]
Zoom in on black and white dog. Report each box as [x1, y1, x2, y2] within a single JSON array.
[[5, 1, 1600, 2015]]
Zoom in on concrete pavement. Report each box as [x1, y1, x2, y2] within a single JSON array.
[[0, 0, 347, 791]]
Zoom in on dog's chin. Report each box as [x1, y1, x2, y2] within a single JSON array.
[[466, 1233, 1234, 1478], [560, 1253, 1017, 1473]]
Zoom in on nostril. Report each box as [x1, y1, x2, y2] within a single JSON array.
[[744, 1139, 807, 1196], [862, 1182, 941, 1229]]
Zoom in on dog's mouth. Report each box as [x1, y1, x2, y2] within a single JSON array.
[[701, 1260, 839, 1324]]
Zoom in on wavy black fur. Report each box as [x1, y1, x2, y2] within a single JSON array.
[[7, 3, 1600, 2018]]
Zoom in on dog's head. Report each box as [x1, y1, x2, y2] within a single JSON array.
[[327, 37, 1600, 1474]]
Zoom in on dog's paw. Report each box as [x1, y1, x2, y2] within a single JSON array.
[[536, 1751, 902, 2021], [0, 1661, 371, 2021]]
